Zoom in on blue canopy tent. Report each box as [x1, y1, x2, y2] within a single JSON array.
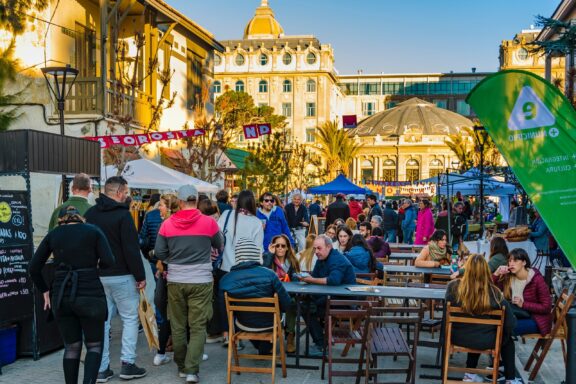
[[308, 174, 367, 195]]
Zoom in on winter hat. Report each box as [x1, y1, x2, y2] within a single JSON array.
[[234, 237, 263, 265]]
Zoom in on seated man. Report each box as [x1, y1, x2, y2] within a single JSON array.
[[219, 237, 292, 355], [298, 234, 356, 356]]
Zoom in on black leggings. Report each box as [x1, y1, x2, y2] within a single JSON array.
[[54, 295, 107, 384]]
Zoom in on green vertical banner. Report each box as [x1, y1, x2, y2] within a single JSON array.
[[467, 69, 576, 267]]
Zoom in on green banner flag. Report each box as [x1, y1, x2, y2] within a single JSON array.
[[467, 69, 576, 267]]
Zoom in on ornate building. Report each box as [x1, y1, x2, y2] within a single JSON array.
[[212, 0, 344, 145]]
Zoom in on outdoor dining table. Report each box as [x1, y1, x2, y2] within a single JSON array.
[[388, 252, 420, 264], [282, 281, 447, 370], [378, 264, 452, 276]]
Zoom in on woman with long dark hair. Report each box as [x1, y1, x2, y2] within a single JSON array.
[[29, 207, 115, 384], [414, 229, 450, 267], [344, 234, 377, 273], [487, 237, 509, 273], [335, 225, 353, 253], [367, 227, 391, 260]]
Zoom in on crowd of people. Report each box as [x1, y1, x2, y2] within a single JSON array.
[[26, 175, 559, 384]]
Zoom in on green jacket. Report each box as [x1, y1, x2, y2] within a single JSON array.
[[488, 252, 507, 274], [49, 196, 93, 230]]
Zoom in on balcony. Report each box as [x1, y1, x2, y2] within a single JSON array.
[[61, 77, 151, 127]]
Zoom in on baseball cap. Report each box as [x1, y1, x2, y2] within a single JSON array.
[[177, 185, 198, 201]]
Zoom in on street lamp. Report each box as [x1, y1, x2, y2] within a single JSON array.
[[473, 125, 489, 238], [389, 134, 400, 195], [41, 65, 79, 136], [445, 159, 461, 247]]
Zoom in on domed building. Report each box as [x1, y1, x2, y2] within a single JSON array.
[[348, 98, 473, 190], [243, 0, 284, 39]]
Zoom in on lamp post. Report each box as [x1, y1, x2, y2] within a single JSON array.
[[446, 159, 461, 246], [473, 126, 488, 238], [389, 134, 400, 196], [41, 65, 79, 202]]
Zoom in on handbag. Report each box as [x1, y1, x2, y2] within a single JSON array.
[[511, 304, 531, 319], [213, 209, 233, 271], [138, 290, 159, 350]]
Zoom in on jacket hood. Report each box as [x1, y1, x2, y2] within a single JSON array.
[[347, 246, 369, 256], [170, 208, 203, 229], [95, 193, 129, 211], [230, 261, 262, 271]]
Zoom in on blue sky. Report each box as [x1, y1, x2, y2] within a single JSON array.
[[168, 0, 559, 74]]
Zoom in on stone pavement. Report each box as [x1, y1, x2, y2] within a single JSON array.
[[0, 317, 567, 383]]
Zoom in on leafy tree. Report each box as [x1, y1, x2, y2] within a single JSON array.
[[0, 0, 48, 34], [244, 131, 290, 195], [288, 143, 326, 191], [0, 43, 21, 131], [315, 120, 362, 180]]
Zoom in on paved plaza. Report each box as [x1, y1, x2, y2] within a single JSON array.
[[0, 317, 567, 384]]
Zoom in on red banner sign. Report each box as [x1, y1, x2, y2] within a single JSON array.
[[242, 123, 272, 139], [343, 115, 357, 128], [85, 129, 205, 148]]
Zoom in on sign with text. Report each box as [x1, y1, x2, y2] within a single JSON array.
[[343, 115, 357, 128], [85, 129, 206, 148], [242, 123, 272, 139], [0, 191, 33, 324], [467, 69, 576, 267]]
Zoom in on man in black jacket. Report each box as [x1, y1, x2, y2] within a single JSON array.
[[325, 193, 350, 226], [382, 202, 399, 243], [284, 193, 310, 252], [85, 176, 147, 382], [366, 194, 383, 221]]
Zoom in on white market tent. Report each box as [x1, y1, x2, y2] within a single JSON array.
[[101, 158, 219, 193]]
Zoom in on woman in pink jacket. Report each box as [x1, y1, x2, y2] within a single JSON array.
[[415, 199, 435, 245]]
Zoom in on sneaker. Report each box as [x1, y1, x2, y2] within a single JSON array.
[[96, 367, 114, 383], [179, 372, 187, 378], [119, 362, 147, 380], [504, 379, 523, 384], [206, 335, 223, 344], [485, 372, 505, 382], [463, 373, 483, 382], [202, 353, 208, 361], [186, 373, 200, 383], [222, 338, 244, 350], [308, 344, 324, 357], [153, 353, 171, 366]]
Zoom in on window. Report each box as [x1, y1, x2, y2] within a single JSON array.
[[429, 159, 443, 178], [382, 82, 404, 95], [362, 102, 376, 116], [359, 82, 380, 95], [382, 159, 396, 182], [283, 79, 292, 92], [361, 159, 374, 183], [260, 53, 268, 65], [283, 53, 292, 65], [212, 81, 221, 93], [214, 54, 222, 66], [306, 102, 316, 117], [306, 128, 315, 142], [235, 54, 245, 66], [453, 80, 479, 94], [405, 81, 428, 95], [258, 80, 268, 93], [306, 79, 316, 92], [341, 83, 358, 95], [456, 100, 471, 115], [386, 101, 398, 109], [429, 81, 451, 95], [406, 159, 420, 182], [517, 48, 529, 61], [235, 80, 244, 92], [433, 99, 448, 109], [258, 103, 268, 107], [282, 102, 292, 117], [306, 52, 317, 64]]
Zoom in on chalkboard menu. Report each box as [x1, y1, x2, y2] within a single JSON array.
[[0, 191, 33, 324]]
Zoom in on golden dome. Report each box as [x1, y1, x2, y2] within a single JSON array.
[[244, 0, 284, 40]]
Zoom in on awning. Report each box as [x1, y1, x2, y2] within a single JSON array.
[[225, 148, 250, 171]]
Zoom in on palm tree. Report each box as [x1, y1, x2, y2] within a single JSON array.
[[445, 127, 502, 171], [315, 121, 362, 180]]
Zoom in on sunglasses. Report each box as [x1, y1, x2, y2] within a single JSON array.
[[274, 243, 287, 249], [263, 199, 274, 203]]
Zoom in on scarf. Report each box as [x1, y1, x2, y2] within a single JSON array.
[[428, 241, 449, 263], [273, 257, 291, 282]]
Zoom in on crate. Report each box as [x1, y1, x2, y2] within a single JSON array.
[[0, 326, 17, 366]]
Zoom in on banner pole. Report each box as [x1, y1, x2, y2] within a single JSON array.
[[567, 309, 576, 384]]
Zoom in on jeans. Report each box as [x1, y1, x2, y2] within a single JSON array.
[[385, 229, 397, 243], [403, 228, 415, 245], [302, 299, 325, 347], [292, 228, 307, 253], [514, 318, 539, 336], [168, 282, 213, 375], [99, 275, 140, 371]]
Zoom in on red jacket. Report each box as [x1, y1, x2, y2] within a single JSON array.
[[348, 201, 363, 220], [494, 268, 552, 335]]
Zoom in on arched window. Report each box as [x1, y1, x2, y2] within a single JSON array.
[[235, 80, 244, 92], [214, 54, 222, 66], [406, 159, 420, 182], [235, 54, 245, 66], [306, 79, 316, 92], [283, 79, 292, 93], [259, 80, 268, 93], [283, 53, 292, 65], [361, 159, 374, 183], [429, 158, 444, 178], [306, 52, 317, 64], [382, 159, 396, 181], [212, 81, 221, 94], [259, 53, 268, 65]]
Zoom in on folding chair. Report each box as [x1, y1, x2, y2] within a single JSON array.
[[321, 299, 372, 384], [442, 303, 506, 384], [523, 290, 574, 381], [224, 293, 287, 384]]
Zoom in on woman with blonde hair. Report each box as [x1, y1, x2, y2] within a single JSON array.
[[345, 217, 359, 234], [298, 234, 318, 272], [446, 254, 518, 383]]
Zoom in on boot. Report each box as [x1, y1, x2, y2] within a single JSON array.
[[287, 332, 296, 354]]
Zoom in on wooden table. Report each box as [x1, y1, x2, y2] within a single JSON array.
[[378, 264, 452, 276], [388, 252, 420, 263]]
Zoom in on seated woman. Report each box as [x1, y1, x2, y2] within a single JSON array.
[[493, 248, 552, 336], [446, 254, 518, 384], [298, 234, 317, 273], [262, 234, 300, 353], [324, 224, 337, 243], [334, 225, 353, 253], [219, 238, 292, 356], [367, 227, 391, 261], [344, 234, 376, 274], [488, 237, 509, 273], [414, 229, 450, 268]]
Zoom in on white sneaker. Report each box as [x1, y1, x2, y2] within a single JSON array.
[[504, 379, 523, 384], [205, 335, 223, 344], [202, 353, 208, 361], [462, 373, 483, 382], [186, 373, 200, 383], [178, 372, 187, 378], [153, 353, 171, 366]]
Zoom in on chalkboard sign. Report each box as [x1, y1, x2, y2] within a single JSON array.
[[0, 191, 33, 324]]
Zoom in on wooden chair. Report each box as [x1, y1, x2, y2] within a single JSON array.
[[442, 303, 506, 384], [382, 271, 422, 307], [523, 290, 574, 381], [224, 293, 287, 384], [359, 306, 423, 384], [355, 272, 379, 286], [321, 299, 372, 384], [423, 273, 451, 338]]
